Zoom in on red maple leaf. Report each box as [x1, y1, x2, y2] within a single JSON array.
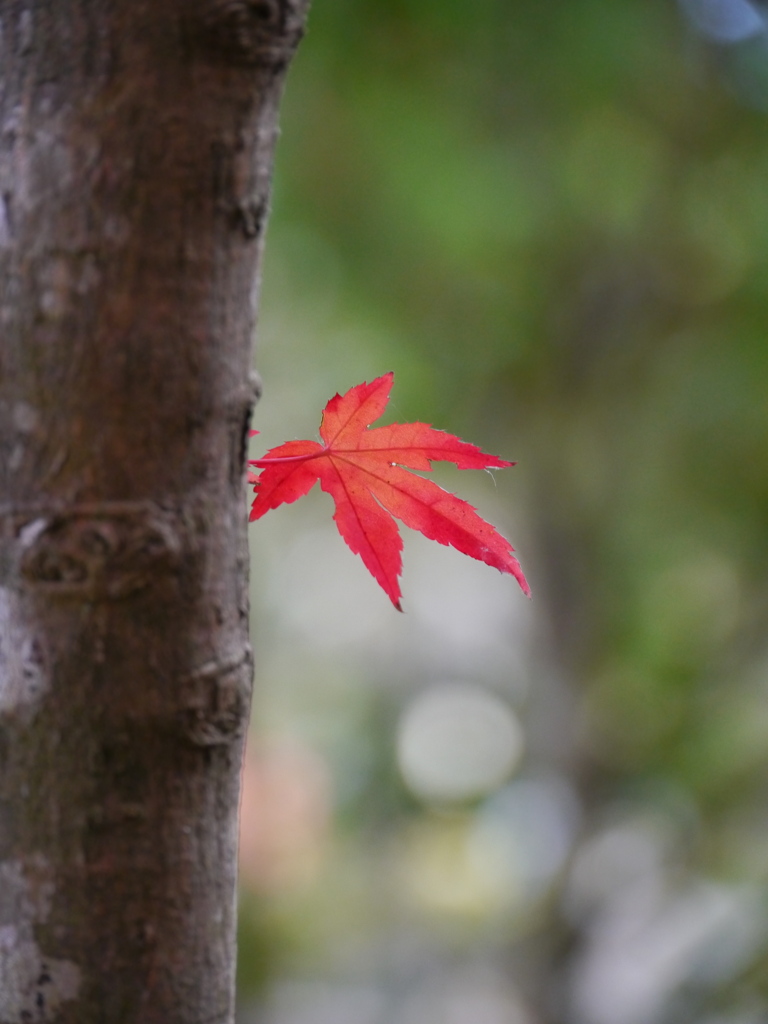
[[248, 373, 529, 610]]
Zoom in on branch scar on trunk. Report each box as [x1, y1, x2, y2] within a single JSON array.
[[0, 503, 182, 599]]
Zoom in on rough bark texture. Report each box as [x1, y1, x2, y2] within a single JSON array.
[[0, 1, 308, 1019]]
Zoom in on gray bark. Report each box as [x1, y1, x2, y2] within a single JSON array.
[[0, 1, 308, 1019]]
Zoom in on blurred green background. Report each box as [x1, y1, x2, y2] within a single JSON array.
[[237, 2, 768, 1022]]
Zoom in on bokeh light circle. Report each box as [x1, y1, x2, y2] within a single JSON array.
[[397, 684, 524, 804]]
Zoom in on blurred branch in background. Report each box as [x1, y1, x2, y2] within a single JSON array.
[[238, 1, 768, 1022]]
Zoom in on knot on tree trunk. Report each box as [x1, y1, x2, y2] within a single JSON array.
[[178, 648, 253, 747], [0, 503, 181, 600], [192, 0, 309, 68]]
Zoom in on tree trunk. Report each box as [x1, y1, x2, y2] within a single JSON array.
[[0, 1, 307, 1019]]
